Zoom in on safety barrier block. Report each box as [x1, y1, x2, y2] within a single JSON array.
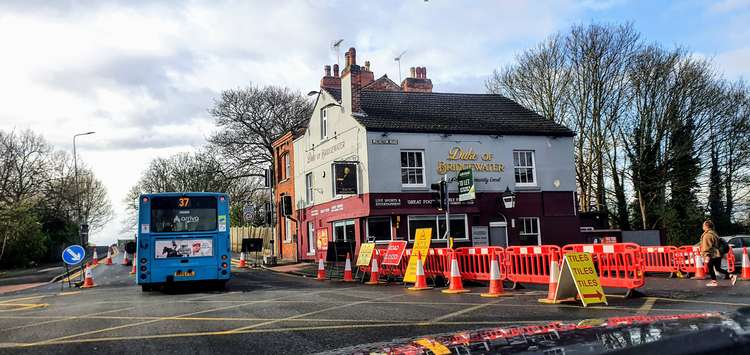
[[505, 245, 561, 285], [453, 247, 505, 281], [641, 246, 680, 274], [562, 243, 644, 291]]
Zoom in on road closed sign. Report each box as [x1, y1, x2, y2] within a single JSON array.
[[381, 241, 407, 266], [555, 252, 607, 307]]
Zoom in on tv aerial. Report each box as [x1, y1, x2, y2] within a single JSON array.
[[331, 39, 344, 66], [394, 50, 408, 82]]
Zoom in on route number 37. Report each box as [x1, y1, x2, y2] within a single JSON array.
[[178, 197, 190, 208]]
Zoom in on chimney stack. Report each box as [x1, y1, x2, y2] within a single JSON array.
[[320, 64, 341, 91], [402, 66, 433, 93], [324, 65, 331, 77], [333, 64, 339, 77]]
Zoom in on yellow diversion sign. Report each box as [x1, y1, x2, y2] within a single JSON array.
[[555, 252, 607, 307], [356, 243, 376, 267], [403, 228, 432, 283]]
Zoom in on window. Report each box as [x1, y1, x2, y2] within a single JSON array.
[[307, 222, 315, 254], [401, 151, 425, 187], [284, 217, 292, 243], [333, 220, 355, 241], [513, 150, 536, 186], [320, 108, 328, 140], [407, 214, 467, 241], [284, 153, 290, 180], [518, 217, 540, 245], [278, 153, 289, 181], [305, 173, 314, 204], [366, 217, 392, 243], [150, 196, 217, 233]]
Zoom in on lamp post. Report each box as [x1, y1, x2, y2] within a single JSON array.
[[73, 132, 95, 279]]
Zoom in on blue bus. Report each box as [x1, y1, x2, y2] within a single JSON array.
[[136, 192, 231, 291]]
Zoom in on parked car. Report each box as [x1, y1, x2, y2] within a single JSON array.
[[721, 235, 750, 269]]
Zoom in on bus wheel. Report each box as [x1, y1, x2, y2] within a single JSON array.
[[141, 284, 152, 292], [215, 280, 228, 291]]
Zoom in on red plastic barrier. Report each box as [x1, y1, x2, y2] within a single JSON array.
[[562, 243, 644, 290], [677, 245, 736, 275], [453, 247, 505, 281], [505, 245, 561, 285], [402, 248, 452, 278], [641, 246, 680, 274]]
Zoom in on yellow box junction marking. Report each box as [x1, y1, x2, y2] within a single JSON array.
[[355, 243, 375, 267], [555, 252, 607, 307], [403, 228, 431, 283]]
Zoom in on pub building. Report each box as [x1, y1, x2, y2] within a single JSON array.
[[275, 48, 580, 261]]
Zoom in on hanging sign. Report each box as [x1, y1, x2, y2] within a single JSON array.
[[555, 252, 607, 307], [457, 168, 476, 202], [403, 228, 432, 283], [334, 162, 358, 195]]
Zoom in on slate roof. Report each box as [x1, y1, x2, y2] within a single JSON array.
[[322, 87, 341, 102], [357, 91, 574, 137]]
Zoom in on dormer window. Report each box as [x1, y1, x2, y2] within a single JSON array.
[[320, 108, 328, 140]]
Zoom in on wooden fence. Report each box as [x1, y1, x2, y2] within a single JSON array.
[[230, 226, 273, 255]]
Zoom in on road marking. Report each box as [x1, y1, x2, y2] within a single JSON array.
[[636, 298, 656, 315], [0, 303, 48, 312], [0, 295, 49, 304], [429, 299, 502, 323], [26, 287, 359, 346], [225, 293, 404, 333]]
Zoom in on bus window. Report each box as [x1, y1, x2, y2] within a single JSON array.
[[150, 196, 218, 233]]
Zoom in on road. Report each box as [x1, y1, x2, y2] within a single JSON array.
[[0, 254, 749, 354]]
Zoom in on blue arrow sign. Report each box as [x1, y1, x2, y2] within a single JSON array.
[[62, 245, 86, 265]]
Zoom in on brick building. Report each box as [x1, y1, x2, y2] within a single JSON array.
[[277, 47, 581, 261], [272, 130, 300, 262]]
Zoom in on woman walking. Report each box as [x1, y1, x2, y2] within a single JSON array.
[[700, 219, 737, 287]]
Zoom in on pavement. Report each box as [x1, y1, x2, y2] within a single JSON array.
[[0, 246, 112, 289], [0, 253, 749, 354]]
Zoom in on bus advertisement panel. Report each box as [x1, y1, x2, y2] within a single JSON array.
[[155, 239, 213, 258]]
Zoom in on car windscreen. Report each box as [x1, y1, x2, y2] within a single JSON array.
[[150, 196, 217, 233]]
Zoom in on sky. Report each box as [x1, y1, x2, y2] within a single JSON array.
[[1, 0, 749, 246]]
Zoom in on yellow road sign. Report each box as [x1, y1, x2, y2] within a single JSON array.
[[555, 252, 607, 307], [403, 228, 431, 283], [356, 243, 376, 267]]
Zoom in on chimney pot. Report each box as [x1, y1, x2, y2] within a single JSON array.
[[422, 67, 427, 78], [333, 64, 339, 77], [410, 67, 416, 78], [364, 60, 370, 71], [324, 65, 331, 77]]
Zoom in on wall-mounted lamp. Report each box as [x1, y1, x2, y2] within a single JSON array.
[[501, 186, 516, 209]]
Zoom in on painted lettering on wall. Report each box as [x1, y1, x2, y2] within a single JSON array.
[[437, 147, 505, 175], [307, 141, 346, 163]]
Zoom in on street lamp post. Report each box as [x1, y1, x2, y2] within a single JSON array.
[[73, 131, 95, 280]]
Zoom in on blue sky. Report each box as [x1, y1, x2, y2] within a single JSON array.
[[0, 0, 748, 244]]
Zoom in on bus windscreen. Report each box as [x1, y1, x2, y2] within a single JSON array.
[[150, 196, 218, 233]]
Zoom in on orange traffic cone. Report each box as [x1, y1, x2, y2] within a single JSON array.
[[692, 254, 706, 279], [481, 251, 509, 297], [442, 252, 469, 294], [316, 257, 326, 280], [238, 252, 247, 268], [408, 251, 432, 291], [342, 253, 354, 282], [130, 257, 137, 275], [365, 257, 382, 285], [104, 248, 112, 265], [539, 252, 561, 304], [122, 251, 130, 265], [80, 263, 95, 288], [92, 249, 99, 265], [742, 247, 750, 281]]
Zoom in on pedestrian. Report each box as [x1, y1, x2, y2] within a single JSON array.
[[700, 219, 737, 287]]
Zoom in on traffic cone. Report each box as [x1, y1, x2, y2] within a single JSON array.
[[442, 252, 469, 294], [238, 252, 247, 268], [481, 251, 509, 297], [365, 257, 381, 285], [130, 257, 137, 275], [692, 254, 706, 279], [342, 253, 354, 282], [92, 249, 99, 265], [80, 263, 95, 288], [104, 248, 112, 265], [121, 251, 130, 265], [742, 247, 750, 281], [539, 252, 561, 304], [316, 257, 326, 280], [408, 251, 432, 291]]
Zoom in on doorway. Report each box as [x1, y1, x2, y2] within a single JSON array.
[[489, 221, 508, 247]]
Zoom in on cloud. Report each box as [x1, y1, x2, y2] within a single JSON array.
[[715, 47, 750, 79]]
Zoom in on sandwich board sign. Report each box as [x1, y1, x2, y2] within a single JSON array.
[[403, 228, 432, 283], [555, 252, 607, 307], [62, 245, 85, 265], [356, 243, 376, 267], [381, 241, 407, 266]]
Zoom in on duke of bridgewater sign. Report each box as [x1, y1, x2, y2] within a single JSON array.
[[436, 147, 505, 175]]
